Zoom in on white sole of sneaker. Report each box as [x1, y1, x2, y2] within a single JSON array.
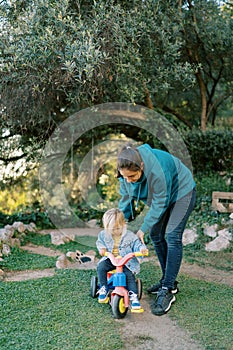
[[171, 288, 178, 294], [150, 288, 178, 295], [164, 295, 176, 312]]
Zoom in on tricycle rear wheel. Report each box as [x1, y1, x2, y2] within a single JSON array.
[[111, 295, 128, 319], [90, 276, 98, 298], [136, 278, 142, 299]]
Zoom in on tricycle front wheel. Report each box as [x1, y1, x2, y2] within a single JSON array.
[[111, 295, 128, 319]]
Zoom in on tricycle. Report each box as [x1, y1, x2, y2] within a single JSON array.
[[90, 251, 148, 319]]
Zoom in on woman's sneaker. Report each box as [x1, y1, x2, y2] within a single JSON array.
[[128, 291, 141, 310], [98, 285, 109, 303], [152, 287, 176, 316], [147, 281, 179, 295]]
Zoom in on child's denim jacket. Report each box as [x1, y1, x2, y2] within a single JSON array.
[[96, 229, 147, 274]]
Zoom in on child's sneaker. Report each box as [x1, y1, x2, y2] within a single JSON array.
[[98, 285, 109, 303], [128, 291, 141, 310]]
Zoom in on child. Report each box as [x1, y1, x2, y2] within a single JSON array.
[[96, 208, 148, 310]]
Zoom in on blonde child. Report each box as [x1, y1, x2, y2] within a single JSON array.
[[96, 208, 148, 309]]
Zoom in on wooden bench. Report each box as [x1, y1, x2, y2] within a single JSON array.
[[212, 191, 233, 213]]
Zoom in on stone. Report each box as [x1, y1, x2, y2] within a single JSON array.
[[4, 225, 15, 235], [56, 254, 70, 269], [12, 221, 26, 233], [2, 244, 11, 256], [87, 219, 100, 228], [203, 224, 218, 238], [25, 222, 37, 232], [66, 251, 76, 260], [50, 230, 75, 245], [9, 238, 21, 247], [0, 228, 13, 242], [50, 231, 66, 245], [205, 236, 230, 252], [217, 228, 232, 241], [182, 228, 198, 245]]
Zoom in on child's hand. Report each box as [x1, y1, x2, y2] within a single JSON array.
[[99, 248, 107, 256], [140, 247, 148, 255]]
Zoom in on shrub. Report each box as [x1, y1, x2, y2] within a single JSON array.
[[0, 209, 54, 229], [183, 129, 233, 172]]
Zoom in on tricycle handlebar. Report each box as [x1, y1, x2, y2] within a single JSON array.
[[104, 251, 148, 267], [134, 251, 149, 257]]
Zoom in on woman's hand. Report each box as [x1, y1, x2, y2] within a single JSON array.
[[136, 229, 145, 244], [99, 248, 107, 256]]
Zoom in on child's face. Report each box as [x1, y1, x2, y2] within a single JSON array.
[[111, 224, 123, 236], [103, 209, 126, 235]]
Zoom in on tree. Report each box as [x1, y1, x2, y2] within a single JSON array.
[[0, 0, 232, 170], [0, 0, 194, 160], [169, 0, 233, 130]]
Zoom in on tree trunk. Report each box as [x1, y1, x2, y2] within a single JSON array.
[[161, 106, 192, 129], [144, 85, 154, 109], [196, 70, 208, 131]]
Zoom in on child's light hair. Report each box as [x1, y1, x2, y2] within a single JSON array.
[[102, 208, 125, 233]]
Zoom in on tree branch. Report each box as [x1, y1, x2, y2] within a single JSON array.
[[0, 153, 27, 164], [161, 105, 192, 129]]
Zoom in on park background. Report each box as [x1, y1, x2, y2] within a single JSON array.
[[0, 1, 233, 349]]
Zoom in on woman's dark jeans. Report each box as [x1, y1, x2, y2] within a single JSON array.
[[97, 258, 137, 293], [150, 188, 196, 290]]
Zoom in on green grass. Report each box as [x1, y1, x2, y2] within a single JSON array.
[[1, 234, 232, 350], [0, 247, 57, 271], [0, 269, 123, 350], [1, 261, 232, 350], [183, 243, 232, 271], [21, 232, 98, 255], [173, 277, 233, 350], [0, 233, 99, 272], [140, 262, 233, 350], [1, 170, 232, 349]]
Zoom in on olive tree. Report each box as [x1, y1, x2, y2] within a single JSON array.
[[0, 0, 232, 170], [164, 0, 233, 130], [0, 0, 194, 160]]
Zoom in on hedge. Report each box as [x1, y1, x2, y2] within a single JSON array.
[[183, 129, 233, 173]]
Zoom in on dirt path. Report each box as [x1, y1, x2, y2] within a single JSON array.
[[180, 261, 233, 287], [3, 228, 232, 350], [118, 295, 204, 350]]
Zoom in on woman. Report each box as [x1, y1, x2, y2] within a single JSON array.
[[117, 143, 196, 315]]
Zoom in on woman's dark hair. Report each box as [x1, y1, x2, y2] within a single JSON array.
[[116, 143, 142, 177]]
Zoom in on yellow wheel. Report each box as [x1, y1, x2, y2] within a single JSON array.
[[118, 296, 126, 313], [112, 295, 128, 319]]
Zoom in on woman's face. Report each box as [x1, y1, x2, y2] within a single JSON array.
[[119, 168, 143, 183]]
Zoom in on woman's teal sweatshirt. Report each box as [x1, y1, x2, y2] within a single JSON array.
[[118, 144, 196, 233]]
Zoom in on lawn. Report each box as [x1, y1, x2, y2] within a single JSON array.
[[1, 234, 232, 350], [0, 269, 123, 350], [140, 262, 233, 350], [0, 170, 232, 350]]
